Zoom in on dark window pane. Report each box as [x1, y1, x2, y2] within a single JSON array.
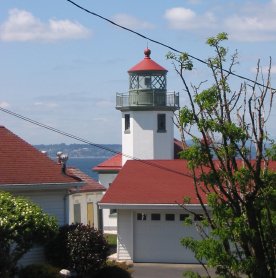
[[157, 114, 166, 132], [180, 214, 189, 221], [165, 214, 175, 221], [151, 213, 161, 221], [74, 203, 81, 223], [194, 214, 204, 221], [137, 213, 147, 221], [110, 209, 117, 215], [125, 114, 130, 131]]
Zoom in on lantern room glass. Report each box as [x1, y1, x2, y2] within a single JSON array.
[[129, 74, 166, 90]]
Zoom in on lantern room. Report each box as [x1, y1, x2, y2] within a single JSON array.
[[116, 48, 179, 111]]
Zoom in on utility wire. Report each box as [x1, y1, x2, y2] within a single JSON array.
[[65, 0, 275, 91], [0, 106, 193, 179]]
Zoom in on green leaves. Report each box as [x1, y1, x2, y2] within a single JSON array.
[[206, 32, 228, 47], [0, 192, 58, 277], [194, 86, 219, 112], [166, 51, 193, 71]]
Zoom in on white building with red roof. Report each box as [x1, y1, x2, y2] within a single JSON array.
[[0, 125, 105, 265], [95, 49, 207, 263]]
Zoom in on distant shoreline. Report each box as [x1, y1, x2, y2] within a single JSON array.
[[50, 156, 112, 159]]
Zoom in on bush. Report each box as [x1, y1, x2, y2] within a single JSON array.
[[68, 224, 109, 276], [45, 224, 76, 268], [45, 224, 109, 277], [94, 265, 132, 278], [18, 263, 60, 278], [0, 192, 58, 277]]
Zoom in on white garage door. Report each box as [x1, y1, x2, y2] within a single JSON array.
[[134, 210, 202, 263]]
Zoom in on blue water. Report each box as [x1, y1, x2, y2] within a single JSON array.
[[66, 157, 108, 181]]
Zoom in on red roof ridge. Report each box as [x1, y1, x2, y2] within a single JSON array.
[[67, 167, 105, 193], [93, 153, 122, 172]]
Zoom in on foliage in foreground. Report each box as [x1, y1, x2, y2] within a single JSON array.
[[167, 33, 276, 278], [0, 192, 58, 278], [94, 260, 133, 278], [45, 223, 110, 277], [18, 263, 60, 278]]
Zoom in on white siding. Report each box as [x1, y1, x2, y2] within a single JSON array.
[[98, 173, 118, 188], [117, 209, 133, 261], [98, 173, 118, 234], [122, 111, 174, 165], [13, 190, 68, 225], [69, 192, 104, 229], [14, 190, 69, 267], [19, 246, 45, 267]]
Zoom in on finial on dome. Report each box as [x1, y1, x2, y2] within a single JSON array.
[[144, 48, 151, 58]]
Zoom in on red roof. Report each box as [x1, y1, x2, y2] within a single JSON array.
[[100, 159, 276, 205], [94, 140, 184, 173], [67, 167, 106, 193], [0, 126, 79, 185], [128, 48, 167, 73], [100, 159, 205, 205], [93, 153, 122, 172]]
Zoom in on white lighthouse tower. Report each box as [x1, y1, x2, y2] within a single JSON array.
[[116, 48, 179, 165]]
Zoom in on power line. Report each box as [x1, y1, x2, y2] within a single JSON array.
[[0, 106, 193, 179], [65, 0, 275, 91]]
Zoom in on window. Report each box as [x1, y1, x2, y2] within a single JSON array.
[[137, 213, 147, 221], [144, 76, 152, 88], [125, 114, 130, 132], [151, 213, 161, 221], [110, 209, 117, 215], [157, 114, 166, 132], [165, 214, 175, 221], [194, 214, 204, 221], [180, 214, 189, 221], [87, 202, 94, 227], [74, 203, 81, 223]]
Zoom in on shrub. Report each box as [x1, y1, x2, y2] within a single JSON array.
[[94, 265, 132, 278], [18, 263, 60, 278], [0, 192, 58, 277], [68, 224, 109, 276], [45, 224, 76, 268], [45, 224, 109, 277]]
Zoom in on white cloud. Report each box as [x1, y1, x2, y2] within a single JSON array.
[[250, 65, 276, 75], [0, 9, 91, 42], [223, 1, 276, 42], [34, 101, 58, 108], [164, 7, 216, 30], [225, 15, 276, 42], [0, 101, 10, 108], [112, 14, 154, 29]]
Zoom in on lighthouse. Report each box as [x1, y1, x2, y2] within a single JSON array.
[[116, 48, 180, 165]]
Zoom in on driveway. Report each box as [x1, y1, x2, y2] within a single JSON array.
[[132, 263, 216, 278]]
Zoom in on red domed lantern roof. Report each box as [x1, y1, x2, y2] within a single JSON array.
[[128, 48, 167, 73]]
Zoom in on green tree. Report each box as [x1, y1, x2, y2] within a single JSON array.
[[167, 33, 276, 278], [0, 192, 58, 277]]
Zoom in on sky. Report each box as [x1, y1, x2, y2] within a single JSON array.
[[0, 0, 275, 145]]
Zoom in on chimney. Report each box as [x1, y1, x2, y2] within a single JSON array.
[[56, 152, 69, 174]]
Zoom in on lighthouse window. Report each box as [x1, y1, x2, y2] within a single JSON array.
[[157, 114, 166, 132], [125, 114, 130, 132], [144, 76, 151, 88]]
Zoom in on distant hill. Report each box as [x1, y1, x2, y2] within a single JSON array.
[[34, 143, 122, 158]]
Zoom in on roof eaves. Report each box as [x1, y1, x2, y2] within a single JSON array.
[[98, 203, 207, 210], [0, 182, 84, 191]]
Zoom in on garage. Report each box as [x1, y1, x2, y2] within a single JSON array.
[[133, 210, 201, 263]]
